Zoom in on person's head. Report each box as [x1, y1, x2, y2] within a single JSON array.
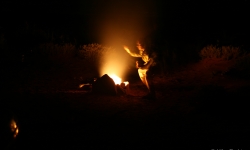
[[136, 41, 145, 55]]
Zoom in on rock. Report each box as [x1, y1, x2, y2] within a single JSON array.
[[92, 74, 117, 95]]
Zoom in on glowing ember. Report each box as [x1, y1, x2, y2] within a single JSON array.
[[108, 74, 122, 85], [123, 81, 129, 86]]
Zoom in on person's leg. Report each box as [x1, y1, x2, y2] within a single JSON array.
[[147, 70, 156, 98], [138, 68, 156, 99], [138, 68, 149, 90]]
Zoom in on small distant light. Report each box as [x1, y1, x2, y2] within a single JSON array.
[[79, 84, 84, 88], [10, 119, 19, 138]]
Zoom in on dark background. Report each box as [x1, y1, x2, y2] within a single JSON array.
[[1, 0, 249, 45]]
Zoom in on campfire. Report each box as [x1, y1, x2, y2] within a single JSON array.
[[103, 74, 130, 95], [108, 74, 121, 84], [79, 46, 130, 95], [79, 74, 129, 95], [108, 74, 129, 86]]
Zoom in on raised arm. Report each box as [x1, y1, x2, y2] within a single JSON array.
[[123, 46, 142, 57]]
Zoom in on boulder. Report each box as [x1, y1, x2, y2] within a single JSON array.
[[92, 74, 117, 95]]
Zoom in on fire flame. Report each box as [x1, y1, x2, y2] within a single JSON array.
[[79, 74, 128, 89], [123, 81, 129, 86], [108, 74, 121, 85], [108, 74, 129, 87]]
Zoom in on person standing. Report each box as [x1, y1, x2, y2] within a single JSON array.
[[124, 41, 156, 99]]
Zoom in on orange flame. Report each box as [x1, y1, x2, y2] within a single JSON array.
[[108, 74, 122, 85]]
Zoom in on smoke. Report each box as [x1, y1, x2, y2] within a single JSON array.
[[99, 46, 130, 80], [97, 0, 157, 79], [80, 0, 158, 45]]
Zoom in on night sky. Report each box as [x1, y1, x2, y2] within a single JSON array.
[[1, 0, 250, 45]]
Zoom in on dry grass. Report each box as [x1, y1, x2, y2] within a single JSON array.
[[200, 45, 245, 60], [36, 42, 76, 65], [31, 43, 116, 68], [78, 43, 116, 68]]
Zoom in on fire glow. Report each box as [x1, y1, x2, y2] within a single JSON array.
[[108, 74, 129, 86], [108, 74, 121, 85]]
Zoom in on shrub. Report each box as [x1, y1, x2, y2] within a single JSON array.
[[221, 46, 242, 60], [200, 45, 244, 60], [78, 43, 115, 67], [31, 43, 115, 69], [37, 42, 76, 65]]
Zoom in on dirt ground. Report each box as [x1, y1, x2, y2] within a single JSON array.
[[2, 58, 250, 149]]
